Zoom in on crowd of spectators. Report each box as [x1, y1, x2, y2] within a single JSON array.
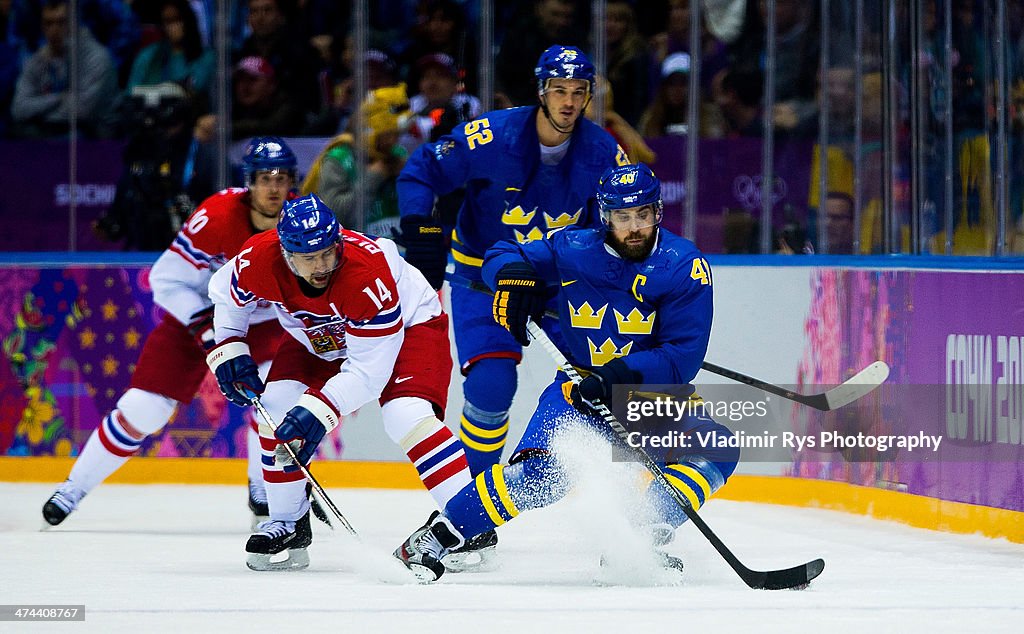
[[0, 0, 1020, 254]]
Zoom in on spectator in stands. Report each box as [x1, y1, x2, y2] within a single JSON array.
[[304, 45, 401, 136], [10, 0, 118, 139], [824, 191, 855, 254], [368, 0, 418, 53], [236, 0, 320, 117], [722, 208, 758, 254], [603, 0, 649, 127], [650, 0, 692, 64], [229, 55, 303, 139], [495, 0, 586, 108], [711, 65, 764, 138], [405, 52, 481, 149], [728, 0, 820, 138], [1, 0, 25, 136], [11, 0, 139, 84], [649, 0, 729, 93], [585, 75, 655, 164], [295, 0, 348, 69], [638, 52, 691, 138], [301, 84, 412, 235], [126, 0, 214, 98], [397, 0, 479, 96], [192, 55, 303, 143]]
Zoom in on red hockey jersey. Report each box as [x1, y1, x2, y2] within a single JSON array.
[[209, 229, 442, 415]]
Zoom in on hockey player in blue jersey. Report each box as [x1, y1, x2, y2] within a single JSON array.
[[398, 45, 628, 467], [394, 163, 740, 583], [396, 44, 627, 570]]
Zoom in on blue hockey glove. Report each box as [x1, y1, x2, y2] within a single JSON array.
[[398, 214, 447, 290], [562, 358, 639, 417], [492, 262, 546, 347], [274, 390, 341, 467], [187, 306, 216, 351], [206, 338, 264, 406]]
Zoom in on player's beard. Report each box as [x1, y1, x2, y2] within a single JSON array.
[[607, 228, 658, 261]]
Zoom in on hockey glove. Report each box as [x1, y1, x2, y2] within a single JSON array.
[[187, 306, 216, 351], [398, 214, 447, 290], [273, 390, 341, 467], [492, 262, 546, 347], [206, 338, 264, 407], [562, 358, 639, 417]]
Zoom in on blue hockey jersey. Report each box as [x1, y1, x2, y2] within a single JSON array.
[[397, 106, 628, 265], [482, 227, 714, 384]]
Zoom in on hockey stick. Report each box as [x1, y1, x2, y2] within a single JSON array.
[[447, 273, 889, 411], [246, 391, 358, 536], [526, 321, 825, 590]]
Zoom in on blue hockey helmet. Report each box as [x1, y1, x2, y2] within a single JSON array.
[[242, 136, 297, 184], [534, 45, 595, 93], [596, 163, 664, 228], [277, 194, 340, 254]]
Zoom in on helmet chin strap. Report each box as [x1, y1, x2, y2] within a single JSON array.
[[538, 91, 592, 136]]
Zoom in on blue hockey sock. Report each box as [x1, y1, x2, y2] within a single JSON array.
[[647, 456, 731, 527], [459, 358, 517, 475], [444, 449, 568, 538]]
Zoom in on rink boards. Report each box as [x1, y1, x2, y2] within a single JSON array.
[[1, 254, 1022, 542]]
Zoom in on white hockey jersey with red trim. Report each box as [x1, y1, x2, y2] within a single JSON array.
[[149, 188, 278, 325], [208, 228, 443, 415]]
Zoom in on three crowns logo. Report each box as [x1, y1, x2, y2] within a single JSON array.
[[514, 226, 545, 243], [614, 308, 655, 335], [544, 209, 583, 230], [501, 205, 536, 226], [588, 338, 633, 367], [568, 301, 607, 329]]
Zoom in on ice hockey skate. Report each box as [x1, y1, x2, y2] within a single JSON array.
[[245, 512, 312, 571], [648, 523, 684, 572], [599, 523, 684, 573], [41, 480, 86, 527], [248, 479, 269, 529], [442, 528, 498, 572], [303, 482, 332, 527], [394, 511, 464, 583]]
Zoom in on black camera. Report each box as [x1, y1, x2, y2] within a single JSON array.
[[96, 83, 196, 249]]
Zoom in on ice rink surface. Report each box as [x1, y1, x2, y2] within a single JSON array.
[[2, 482, 1021, 633]]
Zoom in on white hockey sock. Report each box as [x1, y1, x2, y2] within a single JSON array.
[[265, 478, 310, 523], [382, 397, 472, 509], [402, 417, 473, 508], [245, 416, 264, 487], [68, 411, 143, 493]]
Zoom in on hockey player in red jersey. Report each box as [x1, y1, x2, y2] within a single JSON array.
[[205, 193, 472, 571], [42, 136, 297, 528]]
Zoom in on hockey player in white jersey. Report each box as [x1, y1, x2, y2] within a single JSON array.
[[42, 137, 296, 527], [206, 194, 472, 570]]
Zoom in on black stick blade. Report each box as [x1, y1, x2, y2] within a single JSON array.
[[747, 558, 825, 590]]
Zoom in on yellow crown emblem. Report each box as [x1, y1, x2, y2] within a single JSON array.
[[501, 205, 536, 226], [588, 338, 633, 367], [567, 301, 607, 329], [614, 308, 656, 335], [514, 226, 545, 243], [544, 208, 582, 230]]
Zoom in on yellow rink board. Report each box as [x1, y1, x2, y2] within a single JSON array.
[[3, 457, 1022, 544]]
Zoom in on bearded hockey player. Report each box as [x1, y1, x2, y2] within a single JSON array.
[[205, 193, 472, 570], [394, 164, 740, 583]]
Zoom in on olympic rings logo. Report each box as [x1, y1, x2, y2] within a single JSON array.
[[732, 175, 788, 211]]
